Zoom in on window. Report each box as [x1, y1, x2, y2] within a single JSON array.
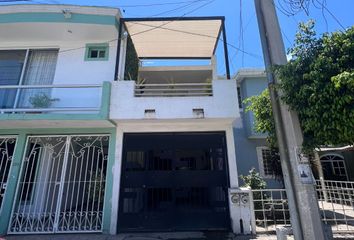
[[237, 86, 243, 109], [256, 146, 275, 178], [320, 153, 348, 181], [0, 49, 58, 109], [85, 43, 109, 61]]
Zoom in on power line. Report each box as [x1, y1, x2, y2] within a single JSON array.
[[316, 1, 345, 31], [59, 0, 219, 54], [149, 0, 210, 17]]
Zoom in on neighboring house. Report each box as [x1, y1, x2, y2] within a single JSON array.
[[234, 69, 282, 189], [0, 4, 243, 236], [233, 69, 354, 185]]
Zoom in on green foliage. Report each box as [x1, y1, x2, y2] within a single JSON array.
[[246, 21, 354, 152], [240, 168, 267, 210], [240, 168, 267, 190], [276, 21, 354, 149], [29, 93, 59, 108], [124, 35, 139, 81], [244, 88, 277, 148]]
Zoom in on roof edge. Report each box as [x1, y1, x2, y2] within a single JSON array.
[[234, 68, 266, 83]]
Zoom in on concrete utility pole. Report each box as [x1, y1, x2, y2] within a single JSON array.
[[254, 0, 326, 239]]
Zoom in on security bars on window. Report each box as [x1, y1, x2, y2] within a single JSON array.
[[8, 135, 109, 234]]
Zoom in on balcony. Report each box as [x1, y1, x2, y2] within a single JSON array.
[[109, 17, 238, 123], [110, 79, 239, 121], [0, 82, 113, 128]]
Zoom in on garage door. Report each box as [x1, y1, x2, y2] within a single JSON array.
[[118, 132, 230, 231]]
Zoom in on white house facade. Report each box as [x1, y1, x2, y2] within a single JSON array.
[[0, 4, 256, 236]]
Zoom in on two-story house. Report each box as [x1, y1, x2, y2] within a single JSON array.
[[234, 69, 354, 185], [0, 4, 246, 236]]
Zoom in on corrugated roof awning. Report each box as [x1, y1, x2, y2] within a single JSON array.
[[123, 17, 223, 59]]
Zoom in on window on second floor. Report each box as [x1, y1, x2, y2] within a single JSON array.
[[0, 49, 58, 109], [237, 86, 243, 110], [85, 43, 109, 61]]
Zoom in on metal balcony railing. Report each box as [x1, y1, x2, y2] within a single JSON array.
[[0, 84, 105, 114], [134, 83, 213, 97]]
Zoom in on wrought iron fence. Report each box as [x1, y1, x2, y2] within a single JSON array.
[[134, 83, 213, 97], [0, 136, 17, 214], [8, 135, 110, 234], [251, 180, 354, 234]]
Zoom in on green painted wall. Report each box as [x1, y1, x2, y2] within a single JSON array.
[[0, 12, 118, 28]]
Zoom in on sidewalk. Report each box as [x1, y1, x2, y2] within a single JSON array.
[[1, 232, 279, 240]]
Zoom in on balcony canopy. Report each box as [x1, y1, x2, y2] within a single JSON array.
[[122, 16, 224, 59]]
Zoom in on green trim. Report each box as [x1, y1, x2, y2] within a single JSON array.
[[0, 133, 26, 235], [0, 128, 115, 135], [100, 81, 111, 118], [102, 129, 116, 233], [85, 43, 109, 61], [0, 12, 118, 27]]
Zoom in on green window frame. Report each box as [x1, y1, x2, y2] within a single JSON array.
[[85, 43, 109, 61]]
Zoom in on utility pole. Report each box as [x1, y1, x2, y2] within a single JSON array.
[[254, 0, 326, 239]]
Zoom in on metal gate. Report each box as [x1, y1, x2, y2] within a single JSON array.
[[118, 132, 230, 231], [8, 135, 109, 234], [0, 136, 17, 213]]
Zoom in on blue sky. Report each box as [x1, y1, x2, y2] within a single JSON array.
[[2, 0, 353, 76]]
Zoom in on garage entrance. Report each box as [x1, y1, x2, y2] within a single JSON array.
[[118, 132, 230, 232]]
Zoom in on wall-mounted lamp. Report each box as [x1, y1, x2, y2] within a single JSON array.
[[62, 9, 72, 19]]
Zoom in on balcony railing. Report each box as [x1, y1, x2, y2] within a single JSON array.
[[0, 84, 105, 114], [134, 82, 213, 97]]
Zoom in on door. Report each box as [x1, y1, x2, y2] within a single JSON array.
[[118, 132, 230, 232], [8, 135, 110, 234]]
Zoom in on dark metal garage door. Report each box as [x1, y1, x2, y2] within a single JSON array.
[[118, 132, 230, 232]]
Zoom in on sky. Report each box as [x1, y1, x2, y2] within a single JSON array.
[[1, 0, 353, 76]]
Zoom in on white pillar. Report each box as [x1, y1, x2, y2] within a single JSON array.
[[117, 34, 127, 81], [109, 128, 124, 234], [229, 187, 255, 234], [225, 125, 239, 187]]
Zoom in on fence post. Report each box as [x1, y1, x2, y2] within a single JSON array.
[[320, 177, 328, 202], [228, 187, 254, 234]]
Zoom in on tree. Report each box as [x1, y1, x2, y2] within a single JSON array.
[[276, 21, 354, 150], [246, 21, 354, 152], [244, 89, 283, 180]]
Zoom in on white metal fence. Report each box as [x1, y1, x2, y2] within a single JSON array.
[[0, 84, 103, 113], [134, 83, 213, 97], [316, 180, 354, 233], [0, 136, 17, 214], [251, 189, 291, 233], [251, 180, 354, 234], [8, 135, 110, 234]]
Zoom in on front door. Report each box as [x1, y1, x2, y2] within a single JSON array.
[[118, 132, 230, 232]]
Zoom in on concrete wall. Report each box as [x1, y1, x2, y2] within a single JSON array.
[[110, 80, 239, 120]]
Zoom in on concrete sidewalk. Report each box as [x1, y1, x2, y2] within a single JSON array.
[[1, 232, 278, 240]]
